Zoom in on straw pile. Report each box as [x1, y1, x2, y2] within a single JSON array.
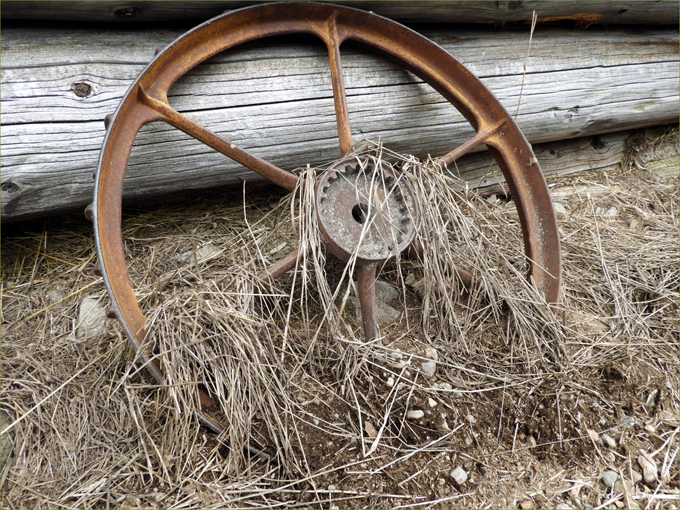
[[1, 131, 678, 509]]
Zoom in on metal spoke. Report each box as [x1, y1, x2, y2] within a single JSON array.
[[356, 262, 379, 342], [257, 248, 301, 281], [324, 13, 354, 156], [138, 85, 299, 192], [437, 118, 508, 167]]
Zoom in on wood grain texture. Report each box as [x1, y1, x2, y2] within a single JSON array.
[[2, 1, 678, 25], [1, 24, 678, 221]]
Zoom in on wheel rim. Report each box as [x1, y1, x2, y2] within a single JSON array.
[[92, 1, 561, 438]]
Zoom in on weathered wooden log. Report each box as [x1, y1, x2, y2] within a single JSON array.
[[2, 1, 678, 25], [1, 23, 678, 221], [455, 127, 679, 197]]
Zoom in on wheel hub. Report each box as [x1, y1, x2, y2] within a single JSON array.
[[316, 157, 418, 264]]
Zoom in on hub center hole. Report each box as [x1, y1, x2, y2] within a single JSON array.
[[352, 203, 369, 224]]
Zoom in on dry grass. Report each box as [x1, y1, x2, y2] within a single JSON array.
[[2, 134, 678, 509]]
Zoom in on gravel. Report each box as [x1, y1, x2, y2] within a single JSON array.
[[76, 295, 107, 341], [600, 434, 617, 448], [602, 470, 619, 488], [450, 466, 468, 485]]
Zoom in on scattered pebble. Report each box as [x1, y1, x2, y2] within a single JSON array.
[[421, 361, 437, 378], [386, 376, 395, 387], [364, 421, 378, 439], [602, 470, 618, 488], [328, 484, 337, 491], [466, 414, 476, 425], [453, 390, 464, 398], [553, 202, 568, 214], [519, 500, 535, 510], [600, 434, 617, 448], [620, 414, 635, 429], [406, 410, 425, 420], [356, 280, 401, 325], [450, 466, 468, 485], [555, 503, 572, 510], [427, 398, 438, 408], [527, 435, 537, 447], [76, 296, 107, 341], [644, 424, 656, 434], [637, 454, 658, 483], [631, 470, 643, 484], [615, 478, 634, 494], [421, 347, 438, 377]]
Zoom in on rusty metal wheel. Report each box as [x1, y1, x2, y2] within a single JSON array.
[[91, 2, 561, 444]]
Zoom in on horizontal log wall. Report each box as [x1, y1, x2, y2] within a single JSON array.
[[2, 1, 679, 25], [1, 23, 678, 221]]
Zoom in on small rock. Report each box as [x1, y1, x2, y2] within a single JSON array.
[[424, 347, 438, 361], [376, 280, 400, 303], [386, 376, 395, 387], [441, 383, 453, 391], [328, 484, 337, 491], [555, 503, 572, 510], [519, 500, 534, 510], [450, 466, 468, 485], [466, 414, 476, 425], [553, 202, 568, 214], [615, 478, 634, 494], [637, 454, 658, 484], [604, 451, 616, 463], [364, 421, 378, 439], [421, 361, 437, 378], [620, 415, 635, 429], [427, 398, 438, 408], [356, 280, 401, 325], [600, 434, 617, 448], [631, 470, 643, 484], [421, 348, 438, 377], [438, 416, 451, 433], [76, 296, 107, 341], [644, 424, 656, 434], [602, 470, 618, 488], [527, 435, 537, 447], [406, 410, 425, 420]]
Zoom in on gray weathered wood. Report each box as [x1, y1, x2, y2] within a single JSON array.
[[1, 24, 678, 221], [2, 1, 678, 25]]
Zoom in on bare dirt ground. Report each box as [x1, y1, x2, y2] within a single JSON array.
[[1, 132, 678, 509]]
